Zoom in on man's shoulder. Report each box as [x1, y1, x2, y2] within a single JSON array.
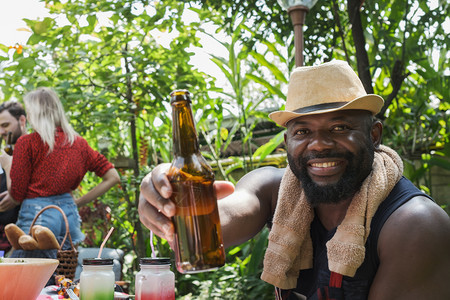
[[236, 166, 285, 213], [240, 166, 285, 183], [386, 195, 448, 228], [238, 166, 285, 194], [380, 195, 450, 250], [373, 195, 450, 298]]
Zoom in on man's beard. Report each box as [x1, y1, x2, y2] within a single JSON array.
[[288, 147, 374, 206], [11, 122, 23, 144]]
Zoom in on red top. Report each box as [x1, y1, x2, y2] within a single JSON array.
[[10, 127, 114, 202]]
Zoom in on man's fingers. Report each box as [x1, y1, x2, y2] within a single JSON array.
[[138, 164, 235, 246], [215, 181, 235, 200], [140, 165, 176, 217], [0, 195, 18, 212], [138, 194, 174, 242], [150, 163, 172, 199], [0, 203, 11, 212]]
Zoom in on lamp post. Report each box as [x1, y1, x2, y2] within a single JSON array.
[[278, 0, 318, 67]]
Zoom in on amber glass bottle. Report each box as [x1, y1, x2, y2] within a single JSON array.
[[4, 131, 13, 156], [167, 90, 225, 274]]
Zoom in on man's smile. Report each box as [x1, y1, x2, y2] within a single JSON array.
[[310, 161, 339, 168], [307, 159, 347, 182]]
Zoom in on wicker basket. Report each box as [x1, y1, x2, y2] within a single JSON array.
[[29, 205, 78, 280]]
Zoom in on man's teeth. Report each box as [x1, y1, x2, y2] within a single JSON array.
[[311, 162, 337, 168]]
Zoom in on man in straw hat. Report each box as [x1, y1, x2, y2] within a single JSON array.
[[138, 60, 450, 299]]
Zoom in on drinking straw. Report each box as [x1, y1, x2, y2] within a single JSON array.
[[150, 230, 156, 258], [98, 227, 115, 258]]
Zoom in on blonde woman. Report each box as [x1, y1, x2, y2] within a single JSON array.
[[9, 87, 120, 251]]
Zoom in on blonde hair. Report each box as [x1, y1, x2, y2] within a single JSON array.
[[24, 87, 78, 152]]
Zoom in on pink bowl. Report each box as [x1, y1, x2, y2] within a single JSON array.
[[0, 258, 59, 300]]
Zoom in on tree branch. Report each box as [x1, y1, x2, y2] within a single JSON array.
[[377, 60, 410, 119], [347, 0, 374, 94], [377, 1, 411, 119], [332, 0, 350, 63]]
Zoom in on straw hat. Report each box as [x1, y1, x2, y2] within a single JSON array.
[[269, 60, 384, 127]]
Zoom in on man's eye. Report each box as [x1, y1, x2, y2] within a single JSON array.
[[295, 129, 309, 135], [332, 125, 348, 132]]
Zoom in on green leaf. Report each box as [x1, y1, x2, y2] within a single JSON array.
[[429, 157, 450, 171], [17, 57, 36, 70], [87, 15, 98, 30], [33, 17, 54, 34], [252, 130, 285, 160], [246, 73, 285, 99], [246, 228, 269, 275], [250, 51, 288, 83]]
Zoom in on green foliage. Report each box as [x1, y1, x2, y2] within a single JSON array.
[[196, 12, 286, 178], [0, 0, 220, 282]]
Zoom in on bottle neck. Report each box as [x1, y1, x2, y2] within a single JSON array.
[[171, 100, 200, 157], [6, 132, 12, 144]]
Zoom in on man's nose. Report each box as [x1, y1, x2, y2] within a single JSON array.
[[307, 130, 335, 152]]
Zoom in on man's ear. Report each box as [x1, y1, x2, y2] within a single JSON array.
[[371, 121, 383, 148], [19, 115, 26, 131]]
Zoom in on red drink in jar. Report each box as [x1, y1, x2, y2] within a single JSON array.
[[135, 258, 175, 300]]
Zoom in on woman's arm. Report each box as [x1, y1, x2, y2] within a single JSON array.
[[75, 168, 120, 207]]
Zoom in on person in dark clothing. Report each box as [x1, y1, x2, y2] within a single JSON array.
[[0, 101, 27, 254], [138, 61, 450, 299]]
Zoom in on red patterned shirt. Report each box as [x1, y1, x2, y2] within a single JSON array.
[[10, 127, 114, 202]]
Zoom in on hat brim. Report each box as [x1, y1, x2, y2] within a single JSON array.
[[269, 94, 384, 127]]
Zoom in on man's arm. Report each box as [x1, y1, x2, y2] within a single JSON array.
[[369, 196, 450, 299], [0, 152, 12, 190], [219, 166, 283, 247], [139, 164, 283, 247], [0, 191, 19, 212], [0, 153, 20, 212]]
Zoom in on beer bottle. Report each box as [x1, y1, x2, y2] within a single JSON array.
[[4, 131, 13, 156], [167, 89, 225, 273]]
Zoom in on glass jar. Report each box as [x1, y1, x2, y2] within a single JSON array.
[[135, 257, 175, 300], [80, 258, 115, 300]]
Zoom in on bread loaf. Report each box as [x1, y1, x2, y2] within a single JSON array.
[[18, 234, 39, 250], [32, 225, 60, 250], [4, 223, 25, 250]]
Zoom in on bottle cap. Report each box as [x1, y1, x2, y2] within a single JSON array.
[[140, 257, 171, 265], [170, 90, 191, 104], [83, 258, 114, 265]]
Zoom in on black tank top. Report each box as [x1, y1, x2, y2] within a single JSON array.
[[284, 177, 433, 300]]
